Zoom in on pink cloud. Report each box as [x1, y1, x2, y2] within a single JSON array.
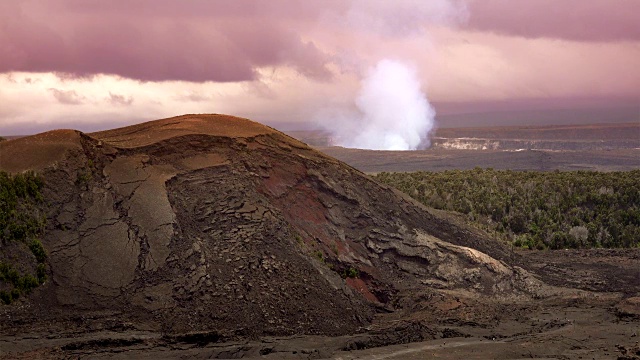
[[465, 0, 640, 41], [0, 1, 333, 82], [107, 92, 133, 106], [4, 0, 637, 85], [49, 88, 85, 105], [1, 0, 639, 136]]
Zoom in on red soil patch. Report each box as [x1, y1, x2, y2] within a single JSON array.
[[267, 181, 332, 247], [260, 163, 342, 251], [286, 186, 327, 225], [0, 129, 83, 173], [346, 277, 380, 303], [91, 114, 275, 149], [260, 161, 327, 227], [261, 161, 305, 198]]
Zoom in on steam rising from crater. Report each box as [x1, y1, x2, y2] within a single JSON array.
[[332, 59, 435, 150], [317, 0, 464, 151]]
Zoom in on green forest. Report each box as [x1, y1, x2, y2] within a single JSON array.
[[375, 169, 640, 250], [0, 171, 47, 304]]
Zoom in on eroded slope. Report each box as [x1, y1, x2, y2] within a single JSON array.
[[1, 114, 551, 341]]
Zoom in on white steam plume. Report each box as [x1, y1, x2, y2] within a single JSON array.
[[333, 59, 435, 150], [317, 0, 466, 150]]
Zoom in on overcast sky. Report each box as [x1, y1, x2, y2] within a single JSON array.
[[1, 0, 639, 135]]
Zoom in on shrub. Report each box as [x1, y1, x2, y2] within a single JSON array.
[[0, 171, 48, 304], [0, 262, 47, 304], [569, 226, 589, 246], [0, 170, 45, 243], [29, 239, 47, 263], [36, 263, 47, 284], [19, 275, 39, 294], [75, 170, 92, 186], [313, 250, 324, 262], [331, 243, 339, 255], [375, 169, 640, 249], [10, 288, 20, 300], [0, 291, 11, 304]]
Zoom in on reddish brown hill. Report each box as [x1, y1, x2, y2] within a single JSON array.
[[91, 114, 278, 148], [1, 114, 574, 354], [0, 129, 84, 173]]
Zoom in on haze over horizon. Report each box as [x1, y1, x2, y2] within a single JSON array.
[[1, 0, 639, 137]]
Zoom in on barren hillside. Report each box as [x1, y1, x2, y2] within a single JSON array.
[[0, 114, 638, 359]]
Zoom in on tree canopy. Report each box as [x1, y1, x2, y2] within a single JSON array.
[[375, 169, 640, 249]]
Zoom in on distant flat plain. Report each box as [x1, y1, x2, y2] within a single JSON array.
[[288, 122, 640, 173], [320, 147, 640, 173]]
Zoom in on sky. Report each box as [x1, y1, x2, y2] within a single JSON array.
[[1, 0, 639, 136]]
